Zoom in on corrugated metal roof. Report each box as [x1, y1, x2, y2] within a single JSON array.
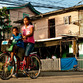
[[14, 4, 83, 23], [32, 4, 83, 19], [7, 2, 41, 15]]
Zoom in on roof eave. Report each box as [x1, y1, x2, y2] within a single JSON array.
[[41, 5, 83, 17], [14, 4, 83, 23], [7, 2, 41, 15]]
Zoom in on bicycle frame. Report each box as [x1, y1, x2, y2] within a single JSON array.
[[18, 53, 40, 71], [1, 40, 41, 80], [3, 52, 40, 71]]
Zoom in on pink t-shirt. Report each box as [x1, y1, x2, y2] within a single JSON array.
[[22, 25, 35, 44]]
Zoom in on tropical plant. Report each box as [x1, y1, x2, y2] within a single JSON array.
[[0, 7, 12, 39]]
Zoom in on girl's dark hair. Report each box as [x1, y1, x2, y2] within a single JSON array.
[[24, 16, 32, 25], [12, 27, 18, 31]]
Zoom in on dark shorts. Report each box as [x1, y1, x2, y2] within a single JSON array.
[[15, 45, 25, 61], [24, 43, 34, 56]]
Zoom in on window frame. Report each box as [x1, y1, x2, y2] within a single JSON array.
[[64, 16, 71, 25], [23, 13, 29, 18]]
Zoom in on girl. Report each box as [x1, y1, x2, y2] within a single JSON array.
[[22, 16, 35, 72]]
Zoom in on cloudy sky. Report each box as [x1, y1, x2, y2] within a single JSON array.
[[0, 0, 83, 13]]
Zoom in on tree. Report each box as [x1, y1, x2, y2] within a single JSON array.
[[0, 7, 12, 39]]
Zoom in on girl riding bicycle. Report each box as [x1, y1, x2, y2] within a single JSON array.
[[22, 16, 35, 73], [8, 16, 35, 78], [0, 17, 41, 80]]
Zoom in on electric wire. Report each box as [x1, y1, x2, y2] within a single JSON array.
[[0, 0, 66, 9], [74, 0, 83, 6]]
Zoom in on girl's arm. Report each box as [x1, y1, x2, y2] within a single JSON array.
[[23, 26, 34, 39]]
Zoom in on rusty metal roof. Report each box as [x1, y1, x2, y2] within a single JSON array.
[[14, 4, 83, 23]]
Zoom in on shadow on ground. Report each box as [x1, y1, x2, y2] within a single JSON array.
[[0, 70, 83, 78]]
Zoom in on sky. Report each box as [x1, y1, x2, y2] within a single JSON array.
[[0, 0, 83, 13]]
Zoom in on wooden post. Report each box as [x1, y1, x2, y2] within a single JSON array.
[[76, 43, 79, 57], [73, 40, 77, 58], [60, 40, 62, 58], [39, 48, 42, 59], [59, 58, 61, 70]]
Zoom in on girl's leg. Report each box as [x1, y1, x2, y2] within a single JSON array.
[[25, 56, 30, 69], [25, 43, 34, 69]]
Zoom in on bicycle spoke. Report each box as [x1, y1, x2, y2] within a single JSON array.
[[29, 55, 41, 79]]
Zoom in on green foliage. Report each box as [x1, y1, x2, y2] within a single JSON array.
[[0, 7, 12, 32]]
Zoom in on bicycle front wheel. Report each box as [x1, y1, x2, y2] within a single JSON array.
[[29, 55, 41, 79], [0, 53, 15, 80]]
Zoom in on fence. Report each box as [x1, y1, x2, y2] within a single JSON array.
[[77, 59, 83, 70], [41, 58, 61, 71], [41, 58, 83, 71]]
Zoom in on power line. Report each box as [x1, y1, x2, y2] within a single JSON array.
[[24, 0, 69, 7], [0, 0, 81, 8], [0, 2, 20, 6], [74, 0, 83, 6], [33, 5, 65, 9], [0, 0, 23, 4], [0, 2, 65, 9], [13, 16, 81, 29], [0, 1, 22, 6], [1, 0, 82, 10], [0, 0, 65, 9]]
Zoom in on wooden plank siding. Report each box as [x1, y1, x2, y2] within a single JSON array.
[[78, 10, 83, 36]]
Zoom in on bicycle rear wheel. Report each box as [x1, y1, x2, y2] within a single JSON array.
[[29, 55, 41, 79], [0, 53, 15, 80]]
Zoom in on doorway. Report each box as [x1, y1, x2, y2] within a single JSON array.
[[48, 19, 55, 38]]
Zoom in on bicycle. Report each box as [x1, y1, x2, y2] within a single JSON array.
[[0, 40, 41, 80]]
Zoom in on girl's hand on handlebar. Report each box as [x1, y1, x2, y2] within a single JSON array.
[[23, 36, 26, 39]]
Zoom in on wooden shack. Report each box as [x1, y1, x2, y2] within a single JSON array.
[[34, 35, 82, 59]]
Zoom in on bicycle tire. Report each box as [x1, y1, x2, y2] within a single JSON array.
[[28, 55, 41, 79], [0, 53, 15, 80]]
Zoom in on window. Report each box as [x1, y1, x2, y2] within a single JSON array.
[[23, 13, 29, 18], [64, 16, 71, 24], [48, 19, 55, 38]]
